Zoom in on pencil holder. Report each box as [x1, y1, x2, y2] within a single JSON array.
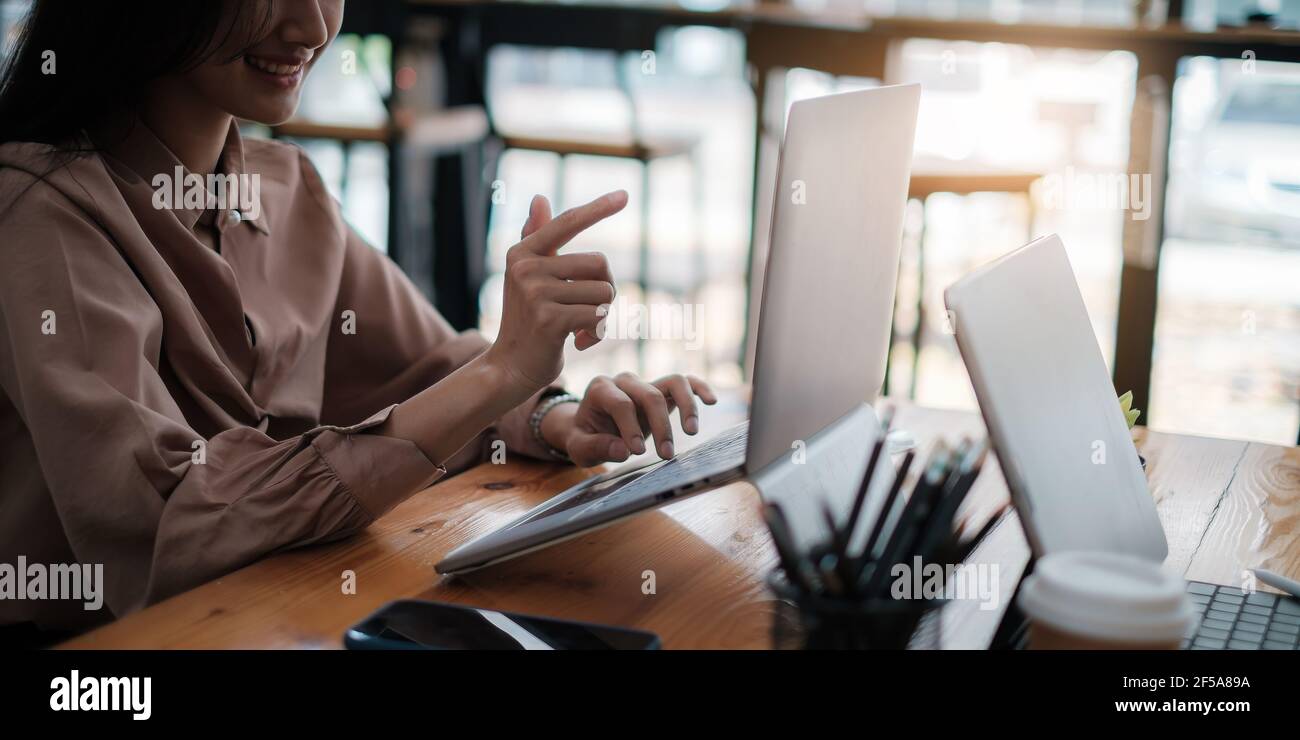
[[768, 571, 944, 650]]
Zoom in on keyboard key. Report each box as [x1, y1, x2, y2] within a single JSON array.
[[1245, 592, 1278, 606], [1198, 627, 1231, 641], [1265, 630, 1298, 646], [1194, 636, 1227, 649], [1206, 605, 1238, 620], [1262, 639, 1296, 650], [1242, 604, 1274, 617], [1237, 611, 1270, 626], [1189, 594, 1212, 606], [1266, 621, 1299, 636], [1202, 617, 1236, 632], [1233, 621, 1266, 635], [1212, 593, 1244, 606], [1187, 582, 1217, 596], [1218, 586, 1246, 598], [1277, 599, 1300, 616], [1272, 612, 1300, 626], [1231, 628, 1264, 643], [1227, 638, 1260, 650]]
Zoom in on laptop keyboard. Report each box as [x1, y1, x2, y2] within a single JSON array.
[[572, 422, 749, 516], [1184, 581, 1300, 650]]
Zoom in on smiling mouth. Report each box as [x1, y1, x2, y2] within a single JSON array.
[[243, 54, 306, 77]]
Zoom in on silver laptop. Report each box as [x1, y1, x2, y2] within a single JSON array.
[[943, 234, 1168, 562], [947, 236, 1300, 650], [437, 84, 921, 575]]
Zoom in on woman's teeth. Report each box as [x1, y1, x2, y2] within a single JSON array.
[[244, 56, 303, 75]]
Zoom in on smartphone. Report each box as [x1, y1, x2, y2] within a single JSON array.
[[343, 599, 661, 650]]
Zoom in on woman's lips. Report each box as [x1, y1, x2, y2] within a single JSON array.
[[243, 54, 307, 88]]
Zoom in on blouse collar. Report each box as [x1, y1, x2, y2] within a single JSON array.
[[102, 118, 270, 236]]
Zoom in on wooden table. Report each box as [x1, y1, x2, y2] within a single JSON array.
[[62, 402, 1300, 649]]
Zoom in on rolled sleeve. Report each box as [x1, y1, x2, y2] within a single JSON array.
[[308, 405, 447, 518]]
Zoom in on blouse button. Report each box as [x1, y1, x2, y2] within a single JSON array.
[[222, 209, 243, 229]]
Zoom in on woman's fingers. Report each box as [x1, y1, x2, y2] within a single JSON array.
[[567, 431, 629, 468], [655, 375, 700, 435], [546, 304, 605, 337], [573, 328, 602, 351], [614, 373, 673, 459], [538, 252, 616, 284], [685, 374, 718, 405], [518, 190, 628, 257], [521, 194, 553, 239], [492, 192, 628, 391], [548, 280, 616, 306], [587, 378, 646, 455], [576, 374, 717, 461]]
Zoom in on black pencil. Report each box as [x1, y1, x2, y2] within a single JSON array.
[[842, 406, 894, 546], [820, 501, 848, 561], [953, 504, 1007, 563], [862, 442, 952, 596], [762, 503, 819, 594], [847, 448, 916, 588], [866, 449, 916, 556], [913, 442, 987, 564]]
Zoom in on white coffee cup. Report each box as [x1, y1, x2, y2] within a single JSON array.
[[1018, 550, 1196, 650]]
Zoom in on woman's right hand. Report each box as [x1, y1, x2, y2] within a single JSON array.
[[484, 191, 627, 394]]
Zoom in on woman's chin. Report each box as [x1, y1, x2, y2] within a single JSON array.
[[234, 99, 301, 127]]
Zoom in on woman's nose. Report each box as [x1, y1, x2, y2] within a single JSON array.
[[278, 1, 332, 52]]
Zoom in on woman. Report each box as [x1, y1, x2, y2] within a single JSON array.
[[0, 0, 713, 640]]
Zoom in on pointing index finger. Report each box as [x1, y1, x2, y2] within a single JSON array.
[[518, 190, 628, 257]]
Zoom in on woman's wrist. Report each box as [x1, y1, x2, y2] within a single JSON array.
[[538, 397, 579, 455], [480, 348, 548, 405], [379, 352, 539, 464]]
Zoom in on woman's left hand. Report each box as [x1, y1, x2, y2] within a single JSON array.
[[541, 373, 718, 467]]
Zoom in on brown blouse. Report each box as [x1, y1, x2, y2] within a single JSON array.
[[0, 121, 551, 632]]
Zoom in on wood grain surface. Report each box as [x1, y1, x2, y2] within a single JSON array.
[[61, 403, 1298, 649]]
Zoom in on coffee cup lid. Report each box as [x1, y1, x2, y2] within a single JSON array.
[[1018, 550, 1196, 644]]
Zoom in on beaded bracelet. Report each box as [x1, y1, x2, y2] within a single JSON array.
[[529, 392, 580, 462]]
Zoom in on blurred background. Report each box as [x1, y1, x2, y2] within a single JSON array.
[[3, 0, 1297, 446]]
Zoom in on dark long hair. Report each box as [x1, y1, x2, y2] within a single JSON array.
[[0, 0, 272, 149]]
